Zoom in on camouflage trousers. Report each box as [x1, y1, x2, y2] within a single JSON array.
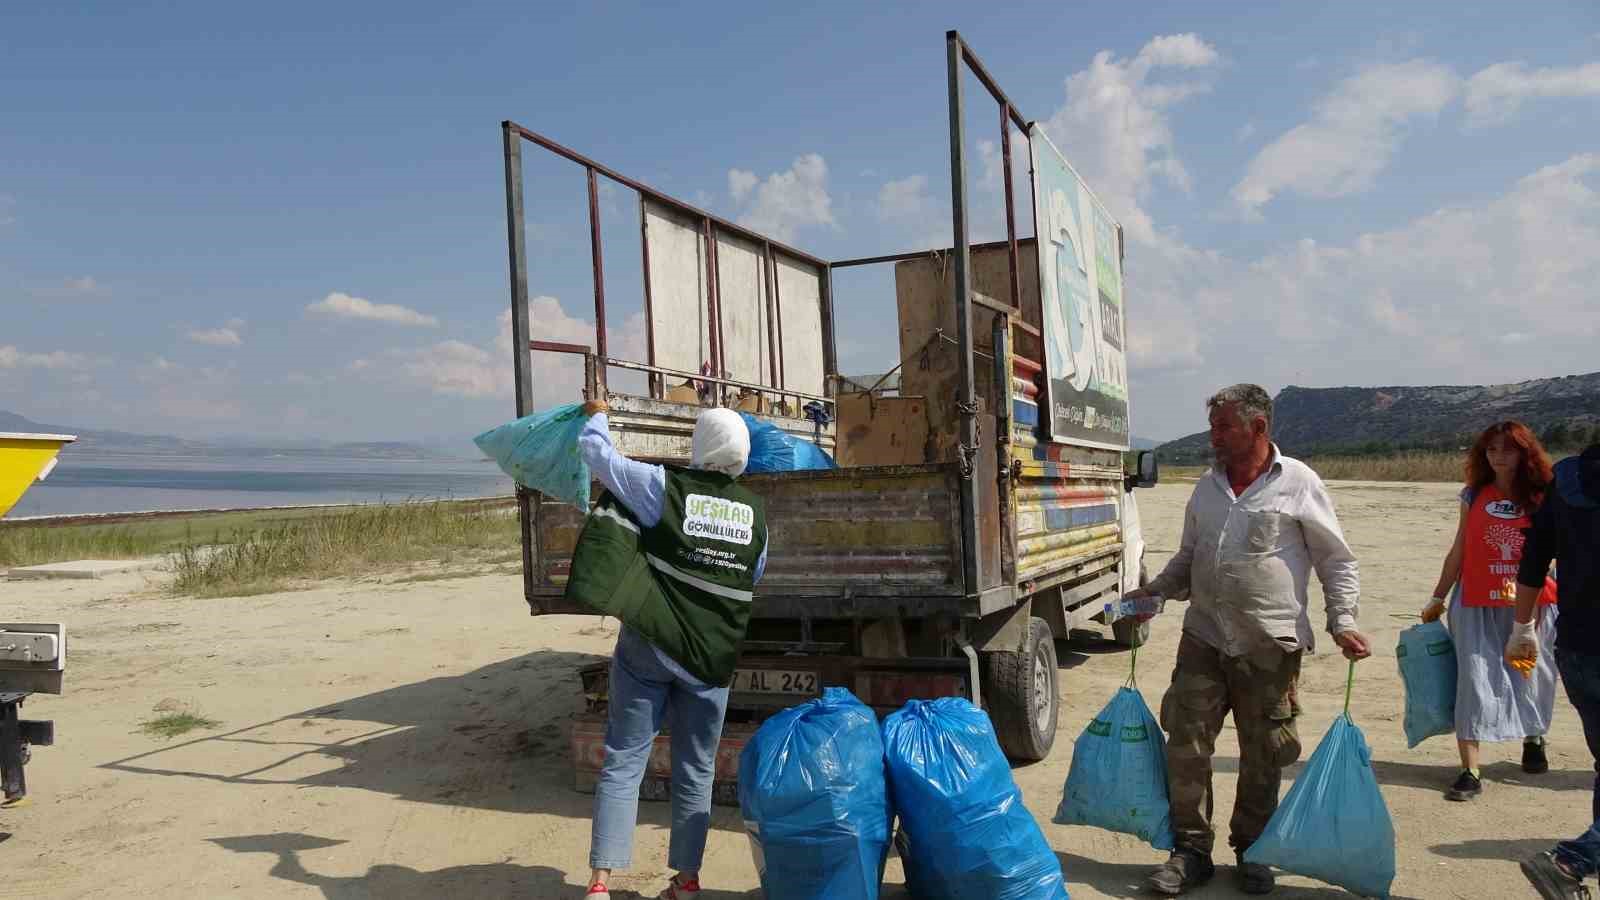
[[1159, 631, 1303, 857]]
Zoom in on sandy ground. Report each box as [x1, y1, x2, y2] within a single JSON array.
[[0, 480, 1585, 899]]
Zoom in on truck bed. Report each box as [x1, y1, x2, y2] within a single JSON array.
[[525, 462, 968, 618]]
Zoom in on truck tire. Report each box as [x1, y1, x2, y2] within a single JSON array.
[[1113, 557, 1152, 647], [984, 616, 1058, 761]]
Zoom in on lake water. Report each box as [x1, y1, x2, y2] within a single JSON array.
[[5, 449, 514, 519]]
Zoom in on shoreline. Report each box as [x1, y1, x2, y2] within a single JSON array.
[[1, 493, 518, 528]]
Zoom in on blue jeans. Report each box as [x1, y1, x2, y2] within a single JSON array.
[[1555, 649, 1600, 877], [588, 627, 730, 872]]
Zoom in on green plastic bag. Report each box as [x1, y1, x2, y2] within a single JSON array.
[[474, 403, 591, 509]]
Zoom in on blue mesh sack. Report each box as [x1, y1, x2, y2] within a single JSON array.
[[1053, 680, 1173, 849], [883, 697, 1069, 900], [1244, 664, 1396, 898], [1396, 620, 1456, 749], [738, 687, 892, 900], [473, 403, 591, 509], [740, 412, 837, 473]]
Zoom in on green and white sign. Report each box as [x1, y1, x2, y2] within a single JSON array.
[[1029, 126, 1130, 451]]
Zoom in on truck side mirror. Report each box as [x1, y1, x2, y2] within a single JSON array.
[[1133, 450, 1158, 489]]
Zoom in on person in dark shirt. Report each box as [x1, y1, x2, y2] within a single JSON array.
[[1509, 443, 1600, 900]]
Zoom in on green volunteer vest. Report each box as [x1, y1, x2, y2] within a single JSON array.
[[564, 467, 767, 685]]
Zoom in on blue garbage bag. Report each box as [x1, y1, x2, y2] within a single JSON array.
[[1244, 713, 1396, 898], [883, 697, 1069, 900], [473, 403, 591, 510], [1396, 620, 1456, 748], [740, 412, 837, 473], [1053, 687, 1173, 849], [738, 687, 892, 900]]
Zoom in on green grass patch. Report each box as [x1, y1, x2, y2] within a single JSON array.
[[1303, 450, 1463, 483], [140, 710, 221, 739], [167, 499, 520, 598], [0, 505, 428, 569]]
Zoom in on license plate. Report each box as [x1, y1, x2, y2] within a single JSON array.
[[732, 668, 818, 696]]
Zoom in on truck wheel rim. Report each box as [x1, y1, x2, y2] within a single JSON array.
[[1033, 649, 1052, 733]]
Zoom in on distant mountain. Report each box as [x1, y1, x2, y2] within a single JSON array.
[[0, 410, 454, 460], [1130, 435, 1162, 451], [1157, 372, 1600, 463]]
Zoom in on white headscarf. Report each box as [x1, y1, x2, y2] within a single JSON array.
[[691, 408, 750, 477]]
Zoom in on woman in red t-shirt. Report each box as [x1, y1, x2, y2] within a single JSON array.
[[1424, 421, 1558, 801]]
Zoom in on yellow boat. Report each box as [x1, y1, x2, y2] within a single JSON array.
[[0, 432, 77, 518]]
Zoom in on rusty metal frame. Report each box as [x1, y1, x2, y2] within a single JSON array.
[[945, 30, 1039, 595], [503, 120, 833, 415], [503, 31, 1037, 605]]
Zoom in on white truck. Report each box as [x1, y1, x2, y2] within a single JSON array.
[[500, 31, 1158, 801]]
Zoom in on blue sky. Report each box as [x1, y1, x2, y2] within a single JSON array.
[[4, 2, 1598, 446]]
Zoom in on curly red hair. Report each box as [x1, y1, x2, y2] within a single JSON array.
[[1465, 420, 1554, 509]]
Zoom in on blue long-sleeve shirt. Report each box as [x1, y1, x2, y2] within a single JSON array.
[[579, 413, 766, 579], [578, 412, 767, 683]]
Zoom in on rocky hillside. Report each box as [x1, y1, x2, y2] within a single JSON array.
[[1158, 371, 1600, 463]]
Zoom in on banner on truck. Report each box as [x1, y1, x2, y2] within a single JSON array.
[[1028, 126, 1130, 451]]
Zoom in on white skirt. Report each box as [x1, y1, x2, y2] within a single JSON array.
[[1447, 589, 1559, 742]]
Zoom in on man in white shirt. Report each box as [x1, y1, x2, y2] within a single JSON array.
[[1132, 383, 1372, 896]]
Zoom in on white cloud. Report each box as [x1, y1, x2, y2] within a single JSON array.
[[62, 276, 100, 295], [186, 326, 243, 347], [0, 346, 87, 370], [307, 292, 439, 327], [1136, 33, 1221, 69], [1132, 153, 1600, 435], [134, 356, 243, 421], [401, 340, 501, 397], [875, 175, 935, 223], [727, 154, 835, 242], [363, 295, 646, 405], [910, 37, 1600, 437], [1465, 61, 1600, 127], [1038, 33, 1223, 244], [1229, 60, 1460, 219], [728, 169, 758, 203]]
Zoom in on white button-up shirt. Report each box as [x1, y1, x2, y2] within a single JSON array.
[[1147, 445, 1360, 656]]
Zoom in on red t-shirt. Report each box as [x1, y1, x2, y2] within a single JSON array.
[[1460, 484, 1556, 607]]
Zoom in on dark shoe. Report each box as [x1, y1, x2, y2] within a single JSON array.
[[1237, 856, 1275, 894], [1445, 769, 1483, 801], [1525, 739, 1551, 774], [1147, 849, 1215, 895], [1520, 851, 1592, 900]]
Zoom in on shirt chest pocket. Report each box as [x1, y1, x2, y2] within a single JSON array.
[[1244, 510, 1290, 553]]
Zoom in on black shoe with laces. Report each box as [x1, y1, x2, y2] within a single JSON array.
[[1521, 850, 1592, 900], [1525, 739, 1551, 774], [1446, 769, 1483, 801], [1147, 849, 1215, 895]]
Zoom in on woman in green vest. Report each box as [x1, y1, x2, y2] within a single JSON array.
[[574, 399, 768, 900]]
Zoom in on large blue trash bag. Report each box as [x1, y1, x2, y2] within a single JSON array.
[[740, 412, 837, 473], [883, 698, 1070, 900], [738, 687, 892, 900], [1244, 688, 1396, 899], [473, 403, 591, 509], [1053, 686, 1174, 849], [1396, 620, 1456, 748]]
